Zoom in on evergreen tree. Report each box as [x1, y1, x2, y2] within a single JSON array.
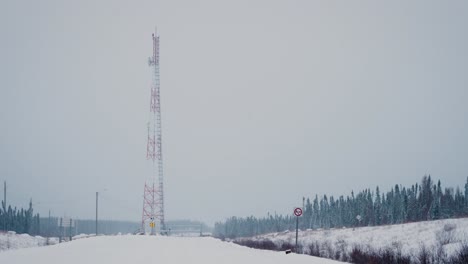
[[432, 180, 442, 219], [312, 195, 319, 229], [304, 198, 312, 229], [402, 187, 408, 222], [374, 186, 382, 225], [465, 176, 468, 209], [420, 175, 433, 220]]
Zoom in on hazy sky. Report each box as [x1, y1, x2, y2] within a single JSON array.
[[1, 0, 468, 225]]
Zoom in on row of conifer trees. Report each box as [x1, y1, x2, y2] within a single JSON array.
[[0, 199, 40, 235], [214, 175, 468, 239]]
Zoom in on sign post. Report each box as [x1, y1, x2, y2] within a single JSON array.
[[294, 207, 303, 252], [69, 219, 73, 241], [59, 218, 63, 243], [150, 217, 155, 235], [58, 217, 74, 242]]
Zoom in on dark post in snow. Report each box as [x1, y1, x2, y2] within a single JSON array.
[[69, 219, 73, 241], [295, 215, 299, 249], [3, 181, 6, 231], [294, 207, 303, 252], [3, 181, 5, 211], [59, 218, 63, 243], [47, 210, 51, 245], [96, 192, 98, 236]]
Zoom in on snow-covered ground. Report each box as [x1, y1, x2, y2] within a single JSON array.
[[0, 235, 345, 264], [0, 232, 58, 251], [243, 218, 468, 260]]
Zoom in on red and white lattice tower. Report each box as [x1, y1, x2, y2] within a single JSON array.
[[141, 29, 165, 235]]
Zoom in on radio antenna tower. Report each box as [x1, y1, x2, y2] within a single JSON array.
[[141, 28, 165, 235]]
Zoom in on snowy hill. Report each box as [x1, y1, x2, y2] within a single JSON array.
[[236, 218, 468, 262], [0, 235, 345, 264]]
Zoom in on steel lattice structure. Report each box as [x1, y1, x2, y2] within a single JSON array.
[[141, 29, 165, 235]]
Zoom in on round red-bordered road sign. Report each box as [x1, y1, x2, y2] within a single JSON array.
[[294, 207, 303, 217]]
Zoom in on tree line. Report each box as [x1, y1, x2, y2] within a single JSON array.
[[0, 199, 40, 235], [214, 175, 468, 239]]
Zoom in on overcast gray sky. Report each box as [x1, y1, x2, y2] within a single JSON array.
[[1, 0, 468, 225]]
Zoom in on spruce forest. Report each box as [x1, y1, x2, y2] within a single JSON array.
[[0, 199, 40, 235], [214, 175, 468, 239]]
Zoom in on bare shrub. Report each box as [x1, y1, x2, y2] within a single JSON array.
[[436, 223, 457, 245], [308, 241, 320, 257], [334, 249, 341, 260], [350, 246, 374, 264], [350, 245, 411, 264], [443, 223, 457, 232], [380, 248, 396, 264], [450, 243, 468, 264], [279, 241, 295, 252], [234, 239, 278, 251], [395, 254, 411, 264], [417, 244, 433, 264], [321, 240, 335, 259], [335, 239, 349, 261], [391, 241, 403, 259], [259, 239, 278, 250], [434, 242, 448, 264]]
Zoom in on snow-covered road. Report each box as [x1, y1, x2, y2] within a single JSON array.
[[0, 235, 345, 264]]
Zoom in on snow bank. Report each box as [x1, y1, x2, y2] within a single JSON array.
[[0, 235, 345, 264], [0, 232, 58, 252], [248, 218, 468, 259]]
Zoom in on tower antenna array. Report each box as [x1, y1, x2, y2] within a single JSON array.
[[141, 28, 165, 235]]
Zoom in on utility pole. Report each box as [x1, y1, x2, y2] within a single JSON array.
[[69, 219, 73, 241], [47, 210, 51, 242], [3, 181, 6, 231], [96, 192, 98, 236], [59, 218, 63, 243], [3, 181, 5, 209]]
